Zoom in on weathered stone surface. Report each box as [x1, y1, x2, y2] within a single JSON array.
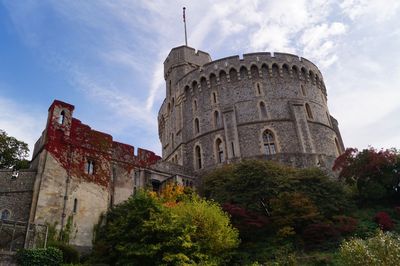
[[158, 47, 344, 172]]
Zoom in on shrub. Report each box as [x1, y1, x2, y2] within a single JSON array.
[[337, 230, 400, 265], [333, 215, 358, 235], [302, 223, 340, 250], [374, 211, 395, 231], [50, 242, 79, 263], [16, 247, 63, 266]]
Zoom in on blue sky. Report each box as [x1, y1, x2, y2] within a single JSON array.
[[0, 0, 399, 158]]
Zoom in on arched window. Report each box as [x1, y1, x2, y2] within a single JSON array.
[[1, 209, 10, 220], [240, 66, 248, 80], [262, 130, 276, 155], [58, 110, 65, 124], [219, 70, 227, 83], [335, 138, 341, 156], [305, 103, 313, 119], [200, 77, 207, 89], [229, 68, 238, 82], [73, 198, 78, 213], [213, 110, 220, 128], [272, 64, 279, 77], [215, 138, 225, 163], [194, 118, 200, 134], [210, 73, 217, 87], [251, 65, 259, 79], [195, 145, 202, 169], [259, 102, 267, 118]]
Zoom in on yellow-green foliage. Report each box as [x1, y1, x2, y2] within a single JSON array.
[[170, 197, 239, 255], [338, 230, 400, 265]]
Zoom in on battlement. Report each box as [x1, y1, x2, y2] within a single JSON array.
[[164, 46, 211, 82], [173, 51, 326, 99]]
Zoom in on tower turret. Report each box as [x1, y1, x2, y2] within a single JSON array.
[[163, 46, 211, 98]]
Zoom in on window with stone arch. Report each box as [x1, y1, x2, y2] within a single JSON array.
[[213, 110, 220, 128], [215, 138, 225, 163], [194, 118, 200, 134], [262, 130, 277, 155], [305, 103, 313, 119], [259, 101, 267, 119], [194, 145, 202, 169], [58, 110, 65, 124], [1, 209, 10, 220]]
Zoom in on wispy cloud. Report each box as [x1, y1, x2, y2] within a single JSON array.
[[1, 0, 400, 152], [0, 93, 45, 158]]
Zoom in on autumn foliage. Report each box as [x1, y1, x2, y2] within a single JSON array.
[[374, 211, 395, 231], [333, 147, 400, 200]]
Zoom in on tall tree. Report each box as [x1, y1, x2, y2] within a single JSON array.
[[92, 190, 239, 265], [0, 130, 30, 169], [333, 148, 400, 200]]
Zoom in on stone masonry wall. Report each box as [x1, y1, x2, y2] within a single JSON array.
[[0, 170, 36, 221], [159, 48, 344, 172]]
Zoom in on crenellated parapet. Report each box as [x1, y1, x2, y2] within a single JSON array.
[[158, 46, 344, 173], [177, 52, 326, 97]]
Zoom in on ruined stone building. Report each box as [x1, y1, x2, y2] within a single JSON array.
[[0, 45, 344, 251]]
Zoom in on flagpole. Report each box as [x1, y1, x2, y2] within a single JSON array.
[[183, 7, 188, 46]]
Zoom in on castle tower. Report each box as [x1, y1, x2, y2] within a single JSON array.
[[159, 46, 211, 163], [158, 47, 345, 173]]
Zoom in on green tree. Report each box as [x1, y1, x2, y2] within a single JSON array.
[[0, 129, 30, 169], [201, 160, 350, 221], [92, 190, 239, 265], [170, 197, 239, 263]]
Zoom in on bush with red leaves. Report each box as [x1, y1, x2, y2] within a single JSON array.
[[222, 203, 269, 229], [302, 223, 340, 250], [333, 147, 399, 200], [333, 215, 358, 235], [374, 211, 394, 231]]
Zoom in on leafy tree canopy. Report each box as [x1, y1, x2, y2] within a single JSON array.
[[92, 188, 239, 265], [200, 160, 350, 221], [333, 147, 400, 200], [0, 129, 30, 169]]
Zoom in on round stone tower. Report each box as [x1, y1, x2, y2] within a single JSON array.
[[158, 46, 344, 173]]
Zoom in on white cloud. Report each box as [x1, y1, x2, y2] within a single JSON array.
[[340, 0, 400, 22], [2, 0, 400, 153], [0, 95, 45, 158]]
